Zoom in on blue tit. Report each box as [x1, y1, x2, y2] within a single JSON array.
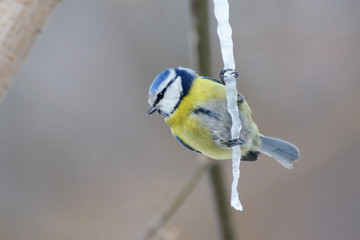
[[147, 67, 299, 169]]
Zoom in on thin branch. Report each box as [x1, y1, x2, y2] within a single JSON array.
[[208, 162, 237, 240], [137, 157, 212, 240], [139, 1, 238, 239], [191, 0, 238, 239], [190, 0, 211, 76], [0, 0, 60, 103]]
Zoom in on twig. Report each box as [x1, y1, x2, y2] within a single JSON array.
[[0, 0, 60, 103], [190, 0, 211, 75], [208, 162, 237, 240], [191, 0, 238, 239], [139, 1, 238, 239], [137, 157, 212, 240]]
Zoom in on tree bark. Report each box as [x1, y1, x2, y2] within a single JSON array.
[[0, 0, 60, 102], [191, 0, 238, 239]]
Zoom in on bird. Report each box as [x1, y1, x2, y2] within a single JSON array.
[[147, 67, 299, 169]]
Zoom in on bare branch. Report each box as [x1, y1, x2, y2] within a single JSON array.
[[137, 157, 212, 240], [0, 0, 60, 102], [191, 0, 238, 238]]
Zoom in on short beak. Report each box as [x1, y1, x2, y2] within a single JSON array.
[[147, 105, 156, 115]]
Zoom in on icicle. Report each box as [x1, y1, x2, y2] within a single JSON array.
[[213, 0, 243, 211]]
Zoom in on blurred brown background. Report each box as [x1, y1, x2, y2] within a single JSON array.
[[1, 0, 359, 239]]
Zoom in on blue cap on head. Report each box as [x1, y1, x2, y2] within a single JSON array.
[[149, 67, 198, 98], [149, 69, 171, 95]]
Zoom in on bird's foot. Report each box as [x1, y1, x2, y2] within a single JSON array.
[[219, 69, 239, 84], [237, 93, 245, 104], [221, 138, 245, 147]]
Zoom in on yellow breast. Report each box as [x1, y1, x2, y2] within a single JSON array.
[[165, 77, 234, 159]]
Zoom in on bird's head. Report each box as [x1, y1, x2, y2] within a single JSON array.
[[148, 67, 197, 118]]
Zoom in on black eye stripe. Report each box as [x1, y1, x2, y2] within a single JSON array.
[[153, 88, 166, 106], [158, 88, 165, 99], [153, 77, 176, 106]]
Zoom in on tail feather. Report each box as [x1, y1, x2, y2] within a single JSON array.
[[260, 135, 299, 169]]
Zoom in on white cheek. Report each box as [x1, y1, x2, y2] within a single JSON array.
[[161, 77, 183, 114]]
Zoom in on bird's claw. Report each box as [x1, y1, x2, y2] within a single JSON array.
[[219, 69, 239, 84], [221, 138, 245, 147], [237, 93, 245, 104]]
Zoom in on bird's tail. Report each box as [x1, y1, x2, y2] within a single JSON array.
[[260, 135, 299, 169]]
